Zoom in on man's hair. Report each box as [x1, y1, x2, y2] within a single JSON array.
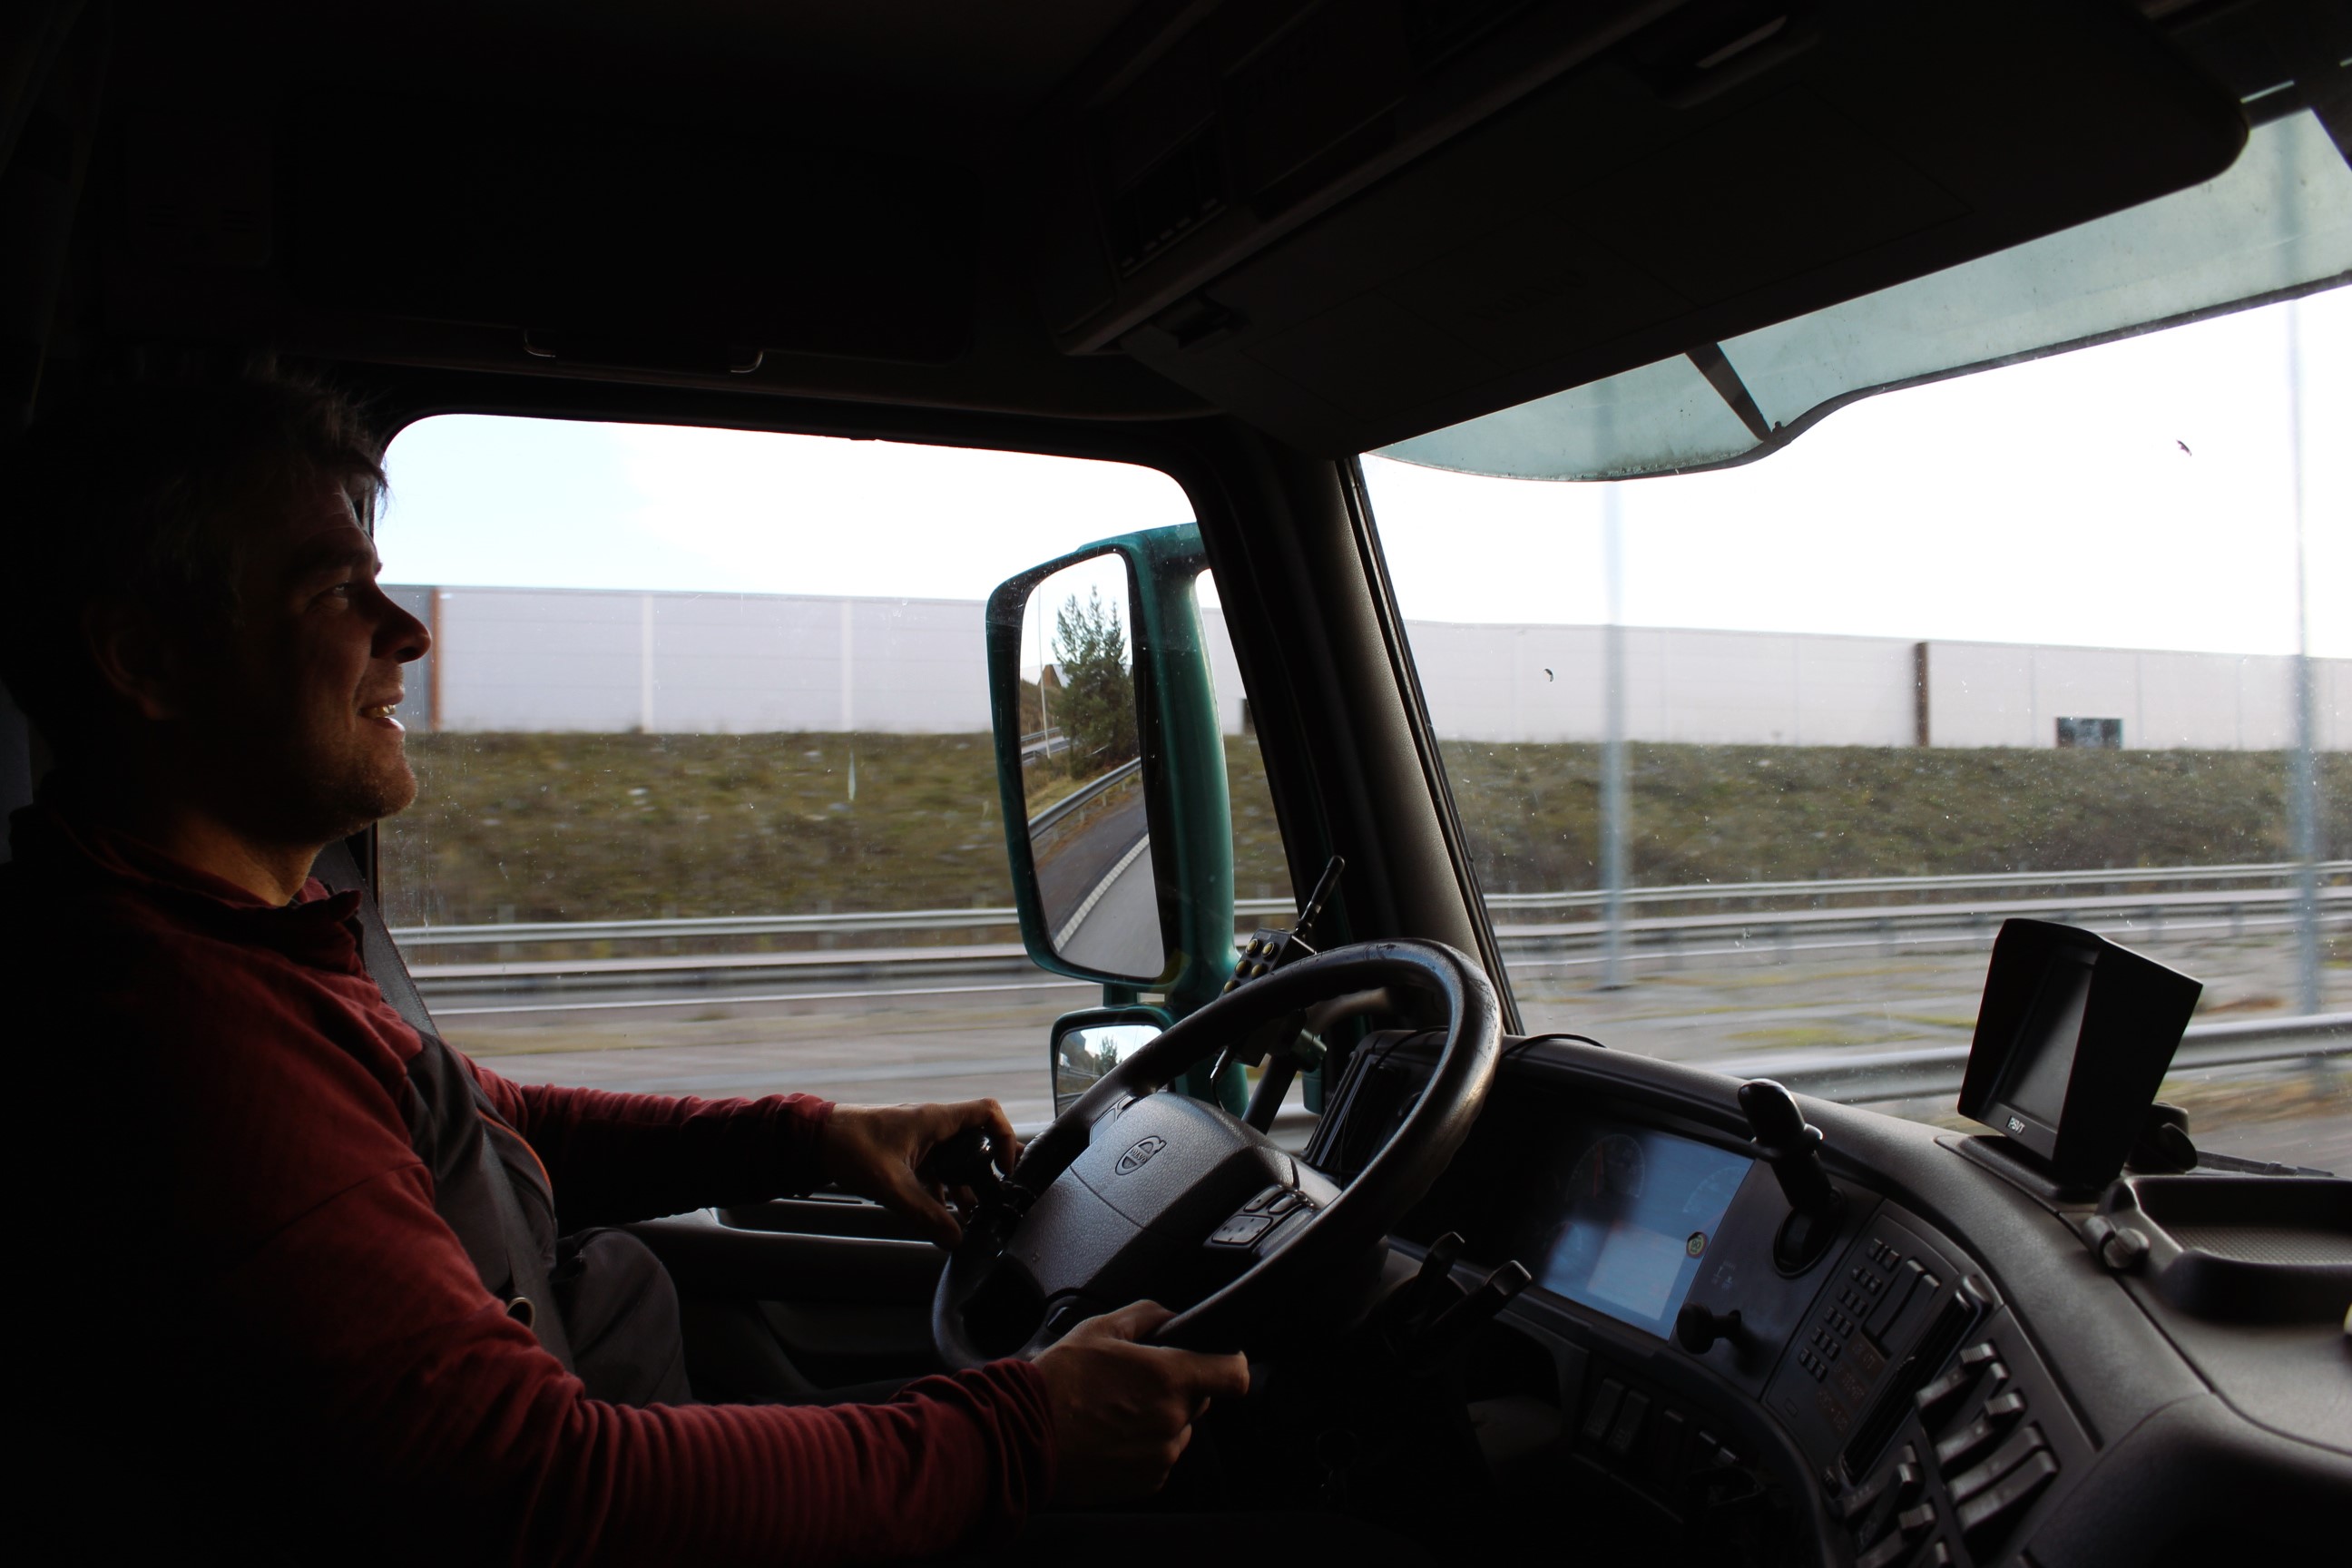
[[0, 372, 387, 753]]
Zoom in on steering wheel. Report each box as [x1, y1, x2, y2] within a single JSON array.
[[933, 939, 1501, 1367]]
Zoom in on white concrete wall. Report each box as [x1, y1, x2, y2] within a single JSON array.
[[1400, 621, 1917, 746], [436, 589, 647, 732], [1921, 641, 2342, 750], [401, 585, 2349, 750], [1200, 608, 1249, 736], [431, 587, 992, 735]]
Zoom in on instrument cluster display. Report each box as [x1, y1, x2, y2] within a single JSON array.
[[1524, 1115, 1754, 1338]]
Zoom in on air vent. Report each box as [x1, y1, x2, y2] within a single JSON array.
[[1844, 1290, 1976, 1476], [1108, 131, 1227, 276]]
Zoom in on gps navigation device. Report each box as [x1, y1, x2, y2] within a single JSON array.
[[1959, 918, 2203, 1190]]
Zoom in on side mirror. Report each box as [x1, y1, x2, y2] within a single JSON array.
[[1052, 1008, 1167, 1115], [1002, 550, 1162, 981], [986, 525, 1236, 1015]]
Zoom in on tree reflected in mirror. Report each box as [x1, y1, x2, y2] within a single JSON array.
[[1054, 1021, 1161, 1113]]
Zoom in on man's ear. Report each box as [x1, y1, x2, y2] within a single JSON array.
[[83, 599, 192, 722]]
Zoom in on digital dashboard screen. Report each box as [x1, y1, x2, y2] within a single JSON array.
[[1526, 1118, 1754, 1338]]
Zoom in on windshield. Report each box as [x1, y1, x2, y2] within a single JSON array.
[[1362, 201, 2349, 1169]]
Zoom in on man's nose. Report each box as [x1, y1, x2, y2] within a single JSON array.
[[373, 589, 433, 664]]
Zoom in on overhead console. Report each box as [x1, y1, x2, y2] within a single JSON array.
[[1020, 0, 2249, 453]]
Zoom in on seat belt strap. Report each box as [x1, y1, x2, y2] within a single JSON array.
[[312, 836, 578, 1369], [312, 836, 436, 1035]]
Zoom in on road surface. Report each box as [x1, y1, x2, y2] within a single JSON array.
[[436, 926, 2349, 1167], [1032, 782, 1159, 975]]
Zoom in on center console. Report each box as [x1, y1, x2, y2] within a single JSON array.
[[1314, 1032, 2097, 1567]]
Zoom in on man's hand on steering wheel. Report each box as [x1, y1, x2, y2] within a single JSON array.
[[820, 1099, 1024, 1247], [1033, 1302, 1250, 1506]]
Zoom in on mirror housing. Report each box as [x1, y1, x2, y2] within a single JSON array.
[[987, 524, 1236, 1018]]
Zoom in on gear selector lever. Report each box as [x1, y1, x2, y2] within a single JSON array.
[[1740, 1079, 1847, 1272], [918, 1127, 1020, 1230]]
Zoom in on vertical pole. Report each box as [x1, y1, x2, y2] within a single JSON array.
[[1601, 483, 1629, 990], [1034, 601, 1050, 755], [2285, 299, 2321, 1016], [428, 588, 445, 734], [840, 599, 857, 803], [1913, 642, 1930, 748], [639, 594, 655, 734], [838, 598, 856, 732]]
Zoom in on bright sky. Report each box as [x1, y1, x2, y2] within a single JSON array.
[[383, 288, 2351, 658]]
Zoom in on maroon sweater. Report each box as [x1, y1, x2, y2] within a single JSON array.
[[3, 802, 1054, 1564]]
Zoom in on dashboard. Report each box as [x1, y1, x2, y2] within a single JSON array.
[[1304, 1031, 2352, 1567]]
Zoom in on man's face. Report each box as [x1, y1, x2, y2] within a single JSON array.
[[177, 473, 431, 848]]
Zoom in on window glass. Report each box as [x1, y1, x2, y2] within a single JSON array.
[[1365, 286, 2351, 1171], [377, 419, 1279, 1126], [1198, 573, 1296, 918]]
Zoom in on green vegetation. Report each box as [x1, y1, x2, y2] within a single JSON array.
[[383, 731, 1011, 928], [1050, 588, 1138, 777], [379, 730, 2346, 927], [1448, 741, 2349, 895]]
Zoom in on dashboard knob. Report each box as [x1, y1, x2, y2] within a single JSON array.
[[1675, 1302, 1744, 1354], [2098, 1225, 2151, 1272]]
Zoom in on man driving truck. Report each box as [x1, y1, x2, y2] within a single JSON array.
[[0, 374, 1259, 1565]]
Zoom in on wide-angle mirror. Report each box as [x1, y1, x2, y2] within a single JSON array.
[[1013, 553, 1165, 982], [1051, 1014, 1164, 1115]]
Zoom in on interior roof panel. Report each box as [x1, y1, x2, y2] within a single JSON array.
[[53, 1, 2337, 436], [125, 0, 1154, 162]]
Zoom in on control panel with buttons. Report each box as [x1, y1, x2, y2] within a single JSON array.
[[1745, 1203, 2084, 1567], [1768, 1216, 1959, 1462], [1563, 1355, 1784, 1529], [1490, 1202, 2083, 1568], [1827, 1308, 2084, 1568], [1206, 1182, 1320, 1250]]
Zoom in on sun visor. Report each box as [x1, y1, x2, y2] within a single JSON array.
[[1059, 0, 2249, 456], [275, 98, 977, 367], [1383, 110, 2352, 481]]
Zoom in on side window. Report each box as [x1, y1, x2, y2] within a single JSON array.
[[1199, 573, 1295, 918], [377, 417, 1276, 1125]]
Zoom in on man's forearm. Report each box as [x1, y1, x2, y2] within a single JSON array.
[[481, 1067, 836, 1225], [222, 1161, 1054, 1563]]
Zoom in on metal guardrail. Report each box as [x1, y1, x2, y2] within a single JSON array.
[[1479, 860, 2352, 914], [391, 860, 2349, 951], [403, 906, 2346, 1006], [1025, 757, 1142, 835], [1492, 885, 2350, 950], [396, 907, 1024, 947], [1129, 1019, 2352, 1144], [1718, 1012, 2352, 1103]]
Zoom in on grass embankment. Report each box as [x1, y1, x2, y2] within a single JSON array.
[[380, 732, 2346, 927], [1447, 741, 2351, 895]]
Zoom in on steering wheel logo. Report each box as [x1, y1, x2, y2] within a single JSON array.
[[1116, 1135, 1168, 1175]]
